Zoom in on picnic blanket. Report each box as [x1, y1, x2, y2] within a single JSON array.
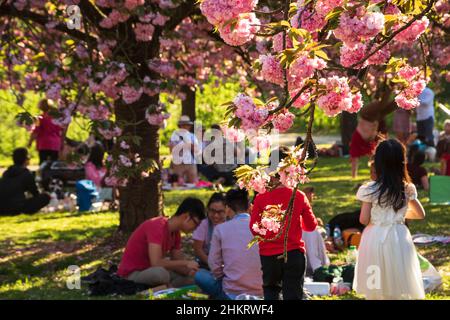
[[413, 234, 450, 246]]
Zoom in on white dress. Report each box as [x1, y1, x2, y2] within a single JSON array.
[[353, 181, 425, 300]]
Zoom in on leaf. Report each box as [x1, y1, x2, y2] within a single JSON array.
[[314, 49, 330, 61], [253, 98, 265, 106], [247, 237, 261, 249], [325, 6, 344, 21], [279, 20, 291, 28]]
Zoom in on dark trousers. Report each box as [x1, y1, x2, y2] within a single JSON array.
[[0, 194, 50, 215], [39, 150, 59, 165], [417, 116, 435, 147], [260, 249, 306, 300]]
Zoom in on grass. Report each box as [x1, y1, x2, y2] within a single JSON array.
[[0, 157, 448, 300]]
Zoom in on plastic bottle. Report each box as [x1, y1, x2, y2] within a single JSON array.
[[346, 245, 358, 264], [333, 225, 344, 248]]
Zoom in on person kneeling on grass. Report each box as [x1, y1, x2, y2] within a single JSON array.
[[195, 189, 263, 300], [117, 197, 206, 288]]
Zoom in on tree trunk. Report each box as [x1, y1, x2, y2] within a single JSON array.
[[181, 85, 196, 121], [340, 112, 357, 155], [115, 95, 163, 232]]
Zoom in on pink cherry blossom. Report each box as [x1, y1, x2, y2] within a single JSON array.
[[218, 13, 260, 46], [395, 16, 429, 43], [134, 23, 155, 42], [317, 76, 354, 116], [272, 111, 295, 133], [200, 0, 259, 25], [278, 164, 309, 188], [259, 54, 284, 86]]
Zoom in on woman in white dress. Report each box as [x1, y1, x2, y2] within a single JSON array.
[[354, 139, 426, 300]]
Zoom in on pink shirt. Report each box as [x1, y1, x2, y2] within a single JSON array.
[[34, 113, 62, 151], [118, 217, 181, 277], [208, 213, 263, 297], [84, 162, 107, 188], [192, 218, 214, 255]]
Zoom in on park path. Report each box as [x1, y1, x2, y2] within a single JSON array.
[[278, 133, 340, 146]]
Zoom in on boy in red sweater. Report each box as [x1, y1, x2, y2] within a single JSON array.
[[250, 146, 317, 300]]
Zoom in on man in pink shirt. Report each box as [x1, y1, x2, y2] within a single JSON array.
[[28, 99, 63, 164], [194, 189, 263, 299], [118, 197, 205, 287]]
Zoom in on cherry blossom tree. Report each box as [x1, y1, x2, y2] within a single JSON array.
[[0, 0, 251, 232], [199, 0, 446, 259]]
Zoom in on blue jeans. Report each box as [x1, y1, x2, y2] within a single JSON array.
[[194, 269, 235, 300]]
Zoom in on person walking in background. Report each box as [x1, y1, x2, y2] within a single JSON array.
[[354, 139, 426, 300], [416, 87, 435, 147], [349, 89, 396, 178], [28, 99, 63, 164], [0, 148, 50, 215], [393, 108, 412, 146]]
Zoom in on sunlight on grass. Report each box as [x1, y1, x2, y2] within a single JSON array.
[[0, 157, 448, 299]]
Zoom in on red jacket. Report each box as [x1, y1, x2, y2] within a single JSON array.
[[250, 187, 318, 256]]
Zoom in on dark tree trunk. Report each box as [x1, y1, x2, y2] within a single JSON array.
[[181, 85, 196, 121], [340, 112, 358, 155], [115, 95, 163, 232]]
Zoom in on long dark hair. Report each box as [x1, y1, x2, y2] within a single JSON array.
[[88, 143, 105, 169], [372, 139, 411, 212]]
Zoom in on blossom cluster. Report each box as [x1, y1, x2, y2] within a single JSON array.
[[317, 76, 363, 116], [252, 204, 285, 236], [233, 94, 269, 131], [394, 65, 426, 110], [200, 0, 260, 46]]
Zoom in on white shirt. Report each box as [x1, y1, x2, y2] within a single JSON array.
[[417, 87, 435, 121], [170, 129, 200, 164]]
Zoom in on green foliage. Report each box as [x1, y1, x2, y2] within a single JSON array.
[[0, 90, 91, 166]]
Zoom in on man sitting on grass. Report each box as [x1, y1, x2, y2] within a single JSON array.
[[195, 189, 263, 299], [0, 148, 50, 215], [117, 197, 206, 288]]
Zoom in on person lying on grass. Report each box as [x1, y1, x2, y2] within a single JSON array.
[[117, 197, 206, 288]]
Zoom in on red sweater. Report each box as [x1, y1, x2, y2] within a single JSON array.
[[250, 187, 318, 256]]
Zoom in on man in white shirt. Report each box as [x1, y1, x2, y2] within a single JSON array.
[[170, 116, 200, 183], [416, 87, 435, 146]]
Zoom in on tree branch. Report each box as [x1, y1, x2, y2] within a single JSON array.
[[0, 3, 97, 44], [349, 0, 436, 69]]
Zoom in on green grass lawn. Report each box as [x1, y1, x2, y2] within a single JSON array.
[[0, 157, 448, 300]]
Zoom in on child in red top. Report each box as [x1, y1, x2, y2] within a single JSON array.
[[250, 146, 317, 300], [28, 99, 63, 164]]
